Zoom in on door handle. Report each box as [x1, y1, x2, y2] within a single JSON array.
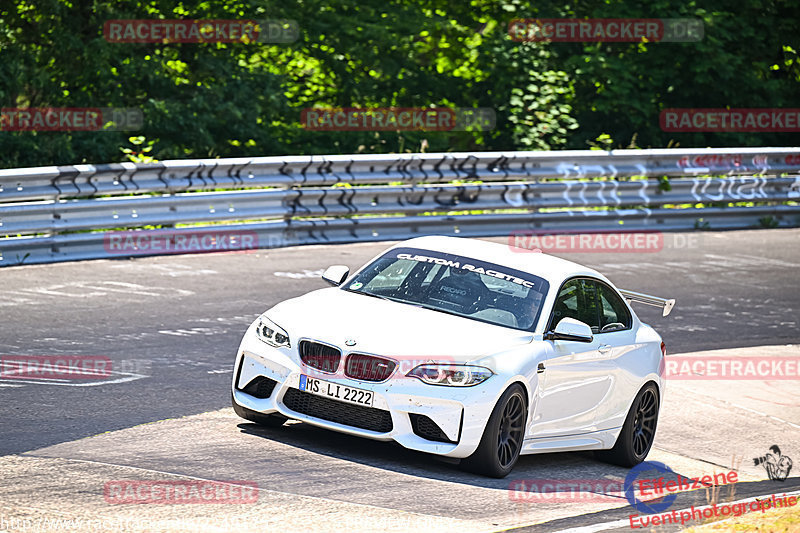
[[537, 363, 546, 373], [598, 344, 612, 354]]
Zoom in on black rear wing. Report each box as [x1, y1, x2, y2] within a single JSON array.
[[619, 289, 675, 317]]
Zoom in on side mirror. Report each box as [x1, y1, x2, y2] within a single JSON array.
[[545, 317, 594, 343], [322, 265, 350, 287]]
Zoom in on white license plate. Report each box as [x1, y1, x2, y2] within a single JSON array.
[[298, 375, 374, 407]]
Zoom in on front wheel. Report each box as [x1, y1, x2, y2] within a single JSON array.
[[460, 384, 527, 478], [595, 383, 659, 467]]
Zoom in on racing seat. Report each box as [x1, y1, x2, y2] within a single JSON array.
[[428, 270, 488, 312], [552, 299, 577, 324], [553, 297, 599, 333]]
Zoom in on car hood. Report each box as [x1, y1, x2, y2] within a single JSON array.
[[265, 287, 533, 362]]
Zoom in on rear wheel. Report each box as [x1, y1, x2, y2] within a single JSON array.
[[231, 393, 288, 428], [460, 384, 527, 478], [595, 383, 659, 467]]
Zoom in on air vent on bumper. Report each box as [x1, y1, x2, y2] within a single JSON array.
[[282, 388, 393, 433], [409, 413, 457, 443], [239, 376, 278, 399]]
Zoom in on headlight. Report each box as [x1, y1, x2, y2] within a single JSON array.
[[406, 364, 493, 387], [255, 316, 290, 348]]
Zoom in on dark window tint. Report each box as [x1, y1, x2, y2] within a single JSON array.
[[597, 283, 632, 333], [345, 247, 549, 331], [549, 279, 601, 333]]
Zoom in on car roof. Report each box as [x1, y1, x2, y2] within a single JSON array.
[[389, 235, 609, 287]]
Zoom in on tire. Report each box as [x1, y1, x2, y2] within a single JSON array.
[[595, 383, 659, 467], [460, 384, 527, 478], [231, 393, 288, 428]]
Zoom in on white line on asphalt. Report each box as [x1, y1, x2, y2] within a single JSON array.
[[0, 371, 147, 388], [1, 281, 194, 303], [0, 292, 39, 305], [549, 518, 630, 533], [649, 446, 733, 472], [158, 327, 221, 336], [273, 269, 324, 279], [0, 366, 71, 381], [550, 489, 800, 533], [729, 253, 799, 268]]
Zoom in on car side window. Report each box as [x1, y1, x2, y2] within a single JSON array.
[[550, 279, 601, 333], [597, 282, 632, 333]]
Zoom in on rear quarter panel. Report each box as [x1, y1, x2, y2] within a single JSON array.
[[596, 317, 664, 431]]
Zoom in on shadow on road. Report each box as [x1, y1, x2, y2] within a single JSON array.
[[239, 419, 634, 490], [239, 418, 799, 520]]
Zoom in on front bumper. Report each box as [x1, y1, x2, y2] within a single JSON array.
[[231, 328, 507, 459]]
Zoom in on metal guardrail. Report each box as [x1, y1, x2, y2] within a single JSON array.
[[1, 147, 799, 266]]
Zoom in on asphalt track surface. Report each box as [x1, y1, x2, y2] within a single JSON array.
[[1, 228, 799, 532]]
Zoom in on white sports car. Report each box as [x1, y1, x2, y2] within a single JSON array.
[[232, 236, 674, 477]]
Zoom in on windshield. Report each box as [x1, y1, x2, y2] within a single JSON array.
[[343, 247, 549, 331]]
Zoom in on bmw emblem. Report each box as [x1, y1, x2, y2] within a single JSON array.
[[345, 338, 357, 347]]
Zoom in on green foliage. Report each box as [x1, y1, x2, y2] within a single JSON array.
[[758, 215, 780, 228], [587, 133, 615, 150], [526, 0, 800, 149], [120, 136, 158, 163], [0, 0, 798, 168], [694, 217, 710, 230]]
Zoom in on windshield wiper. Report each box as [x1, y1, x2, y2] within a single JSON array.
[[346, 289, 405, 304], [346, 290, 468, 319], [412, 303, 467, 320]]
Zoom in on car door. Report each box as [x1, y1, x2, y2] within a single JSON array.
[[591, 282, 639, 430], [529, 278, 611, 437]]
